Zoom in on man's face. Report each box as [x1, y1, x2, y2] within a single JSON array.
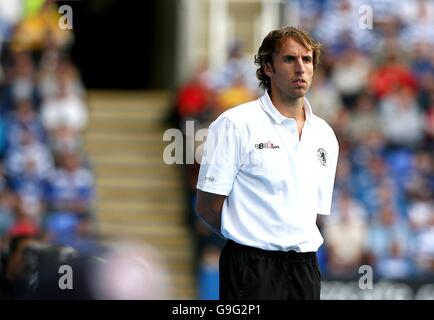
[[265, 37, 314, 100]]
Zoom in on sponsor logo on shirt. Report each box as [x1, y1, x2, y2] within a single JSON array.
[[255, 141, 280, 149], [317, 148, 327, 166]]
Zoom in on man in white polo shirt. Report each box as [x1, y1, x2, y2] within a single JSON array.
[[196, 26, 339, 300]]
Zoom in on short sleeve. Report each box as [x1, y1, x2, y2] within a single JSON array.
[[317, 142, 339, 215], [196, 117, 244, 196]]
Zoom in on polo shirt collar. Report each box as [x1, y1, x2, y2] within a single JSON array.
[[259, 90, 316, 125]]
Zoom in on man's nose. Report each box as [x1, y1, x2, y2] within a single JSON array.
[[294, 58, 305, 74]]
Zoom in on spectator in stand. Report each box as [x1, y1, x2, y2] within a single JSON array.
[[40, 69, 88, 152], [332, 155, 354, 199], [0, 169, 14, 238], [209, 40, 259, 94], [306, 66, 342, 125], [398, 0, 434, 26], [425, 94, 434, 148], [0, 0, 23, 51], [4, 98, 46, 149], [348, 91, 382, 143], [291, 0, 327, 34], [323, 192, 368, 277], [409, 202, 434, 275], [330, 46, 372, 110], [370, 0, 410, 62], [367, 203, 412, 275], [0, 0, 22, 83], [399, 0, 434, 48], [314, 0, 376, 54], [8, 154, 48, 223], [409, 42, 434, 91], [1, 52, 40, 114], [43, 147, 97, 251], [38, 55, 85, 103], [3, 128, 53, 181], [0, 115, 5, 157], [0, 221, 40, 299], [405, 151, 434, 271], [10, 0, 73, 54], [45, 149, 94, 219], [175, 64, 211, 130], [370, 49, 418, 99], [216, 74, 258, 114], [352, 152, 400, 219], [376, 240, 415, 279], [405, 150, 434, 202], [379, 85, 425, 149]]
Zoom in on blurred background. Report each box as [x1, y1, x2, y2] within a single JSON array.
[[0, 0, 433, 300]]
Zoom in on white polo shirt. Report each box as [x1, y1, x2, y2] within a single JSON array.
[[196, 91, 339, 252]]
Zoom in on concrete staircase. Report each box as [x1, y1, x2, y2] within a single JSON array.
[[83, 91, 196, 299]]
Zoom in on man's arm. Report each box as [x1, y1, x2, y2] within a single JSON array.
[[196, 189, 227, 238]]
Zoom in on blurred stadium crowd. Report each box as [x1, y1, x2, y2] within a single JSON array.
[[171, 0, 434, 298], [1, 0, 434, 300], [0, 0, 102, 298]]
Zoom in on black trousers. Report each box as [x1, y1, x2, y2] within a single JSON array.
[[219, 240, 321, 300]]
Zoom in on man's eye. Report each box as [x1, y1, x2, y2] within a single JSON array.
[[285, 56, 295, 62], [303, 57, 312, 63]]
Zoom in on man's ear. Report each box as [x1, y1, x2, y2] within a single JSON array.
[[264, 62, 274, 78]]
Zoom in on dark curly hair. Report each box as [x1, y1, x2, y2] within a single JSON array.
[[254, 26, 321, 91]]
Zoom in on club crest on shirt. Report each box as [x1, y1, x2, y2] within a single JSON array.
[[317, 148, 327, 166]]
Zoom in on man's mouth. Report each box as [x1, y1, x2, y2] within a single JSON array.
[[292, 78, 306, 86]]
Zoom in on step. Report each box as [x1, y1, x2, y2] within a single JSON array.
[[96, 198, 185, 214], [98, 212, 184, 225], [86, 90, 195, 300], [171, 274, 197, 290], [87, 121, 167, 133], [96, 177, 182, 189], [91, 154, 168, 165], [85, 135, 167, 144], [156, 253, 194, 268], [89, 154, 177, 163], [87, 148, 167, 159], [97, 186, 184, 202], [167, 264, 195, 275], [174, 291, 196, 300], [85, 131, 167, 142], [97, 200, 185, 214], [93, 164, 183, 179], [87, 90, 172, 109], [98, 222, 190, 239], [139, 248, 194, 267], [97, 211, 186, 221], [86, 147, 166, 157], [89, 109, 167, 121], [172, 285, 197, 299], [84, 139, 168, 154], [96, 201, 187, 218]]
